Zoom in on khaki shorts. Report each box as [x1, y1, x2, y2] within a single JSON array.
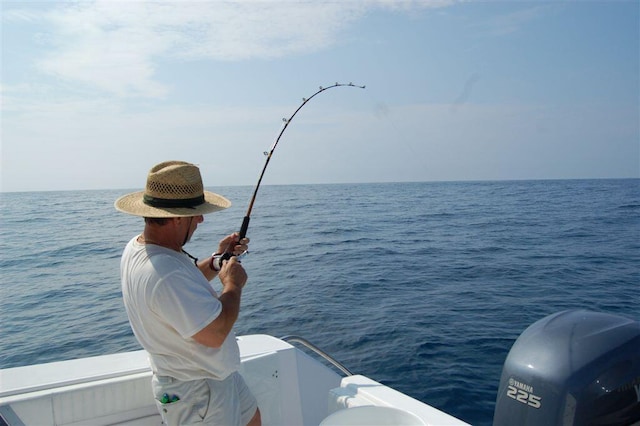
[[152, 372, 258, 425]]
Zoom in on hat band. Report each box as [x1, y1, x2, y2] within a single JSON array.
[[143, 194, 205, 209]]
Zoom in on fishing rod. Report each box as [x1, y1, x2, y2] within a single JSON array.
[[221, 82, 365, 261]]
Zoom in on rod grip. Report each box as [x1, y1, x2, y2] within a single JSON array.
[[220, 216, 251, 262], [239, 216, 250, 240]]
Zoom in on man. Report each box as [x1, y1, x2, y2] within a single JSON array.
[[115, 160, 261, 426]]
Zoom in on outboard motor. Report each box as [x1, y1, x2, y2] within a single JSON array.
[[493, 310, 640, 425]]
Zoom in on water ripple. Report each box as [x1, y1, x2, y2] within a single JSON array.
[[1, 180, 638, 425]]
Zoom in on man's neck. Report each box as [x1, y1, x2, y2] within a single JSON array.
[[140, 223, 182, 252]]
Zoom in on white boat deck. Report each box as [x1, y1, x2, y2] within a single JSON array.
[[0, 335, 468, 426]]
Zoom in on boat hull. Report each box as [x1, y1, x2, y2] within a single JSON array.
[[0, 335, 468, 425]]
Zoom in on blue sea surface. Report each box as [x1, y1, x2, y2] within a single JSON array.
[[1, 179, 638, 425]]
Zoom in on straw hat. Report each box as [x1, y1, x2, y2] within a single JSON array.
[[114, 161, 231, 218]]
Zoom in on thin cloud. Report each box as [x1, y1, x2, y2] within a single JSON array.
[[12, 1, 453, 98], [31, 2, 368, 98], [476, 4, 556, 37], [3, 8, 42, 23]]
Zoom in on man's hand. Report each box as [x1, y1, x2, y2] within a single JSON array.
[[217, 233, 250, 256], [218, 256, 247, 289]]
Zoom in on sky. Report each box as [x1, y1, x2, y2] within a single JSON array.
[[1, 0, 638, 192]]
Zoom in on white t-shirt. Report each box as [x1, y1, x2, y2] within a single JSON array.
[[120, 236, 240, 381]]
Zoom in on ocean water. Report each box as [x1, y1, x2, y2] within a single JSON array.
[[1, 179, 638, 425]]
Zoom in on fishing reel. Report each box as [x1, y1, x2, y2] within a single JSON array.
[[211, 251, 248, 271]]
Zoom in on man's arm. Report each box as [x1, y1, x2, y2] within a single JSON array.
[[192, 257, 247, 348], [197, 255, 219, 281]]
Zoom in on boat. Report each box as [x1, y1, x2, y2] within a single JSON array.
[[0, 334, 468, 426], [1, 310, 639, 425]]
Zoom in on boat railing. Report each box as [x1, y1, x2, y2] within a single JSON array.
[[280, 335, 353, 376]]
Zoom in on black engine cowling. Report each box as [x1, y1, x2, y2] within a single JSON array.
[[493, 309, 640, 425]]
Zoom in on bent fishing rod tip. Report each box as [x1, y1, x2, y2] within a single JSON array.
[[233, 81, 366, 253]]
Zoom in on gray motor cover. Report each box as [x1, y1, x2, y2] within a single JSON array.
[[493, 309, 640, 425]]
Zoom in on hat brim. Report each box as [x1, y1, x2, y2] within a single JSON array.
[[114, 190, 231, 218]]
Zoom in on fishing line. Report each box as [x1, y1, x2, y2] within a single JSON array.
[[222, 82, 365, 261]]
